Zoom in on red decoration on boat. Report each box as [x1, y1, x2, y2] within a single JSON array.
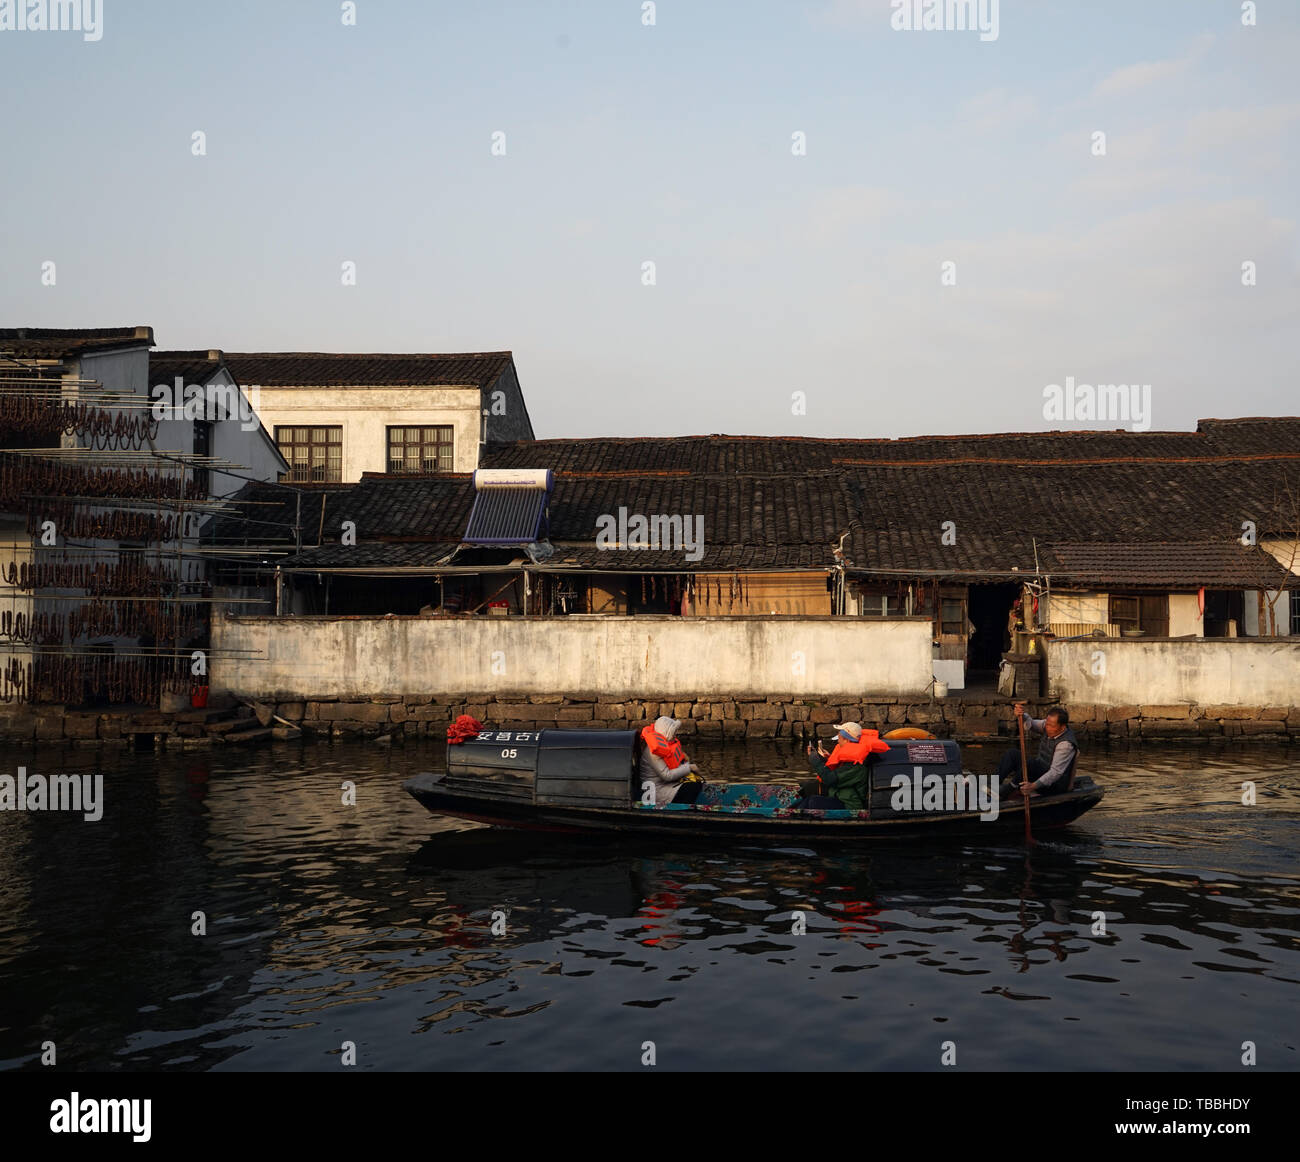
[[446, 715, 483, 744]]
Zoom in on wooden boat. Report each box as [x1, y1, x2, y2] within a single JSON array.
[[403, 728, 1105, 840]]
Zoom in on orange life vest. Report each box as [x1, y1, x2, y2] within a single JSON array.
[[641, 723, 686, 769], [824, 730, 889, 767]]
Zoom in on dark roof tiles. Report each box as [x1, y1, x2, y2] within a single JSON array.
[[220, 351, 513, 388]]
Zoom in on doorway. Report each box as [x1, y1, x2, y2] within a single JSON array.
[[967, 583, 1020, 675]]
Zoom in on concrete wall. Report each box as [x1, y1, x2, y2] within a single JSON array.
[[255, 385, 482, 479], [211, 612, 935, 700], [1048, 637, 1300, 707]]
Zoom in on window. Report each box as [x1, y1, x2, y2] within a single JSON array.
[[1291, 589, 1300, 635], [192, 420, 212, 496], [387, 426, 453, 474], [1109, 593, 1169, 636], [857, 587, 907, 616], [276, 426, 342, 482], [940, 598, 965, 636]]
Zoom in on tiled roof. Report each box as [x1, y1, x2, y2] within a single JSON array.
[[0, 326, 154, 359], [482, 420, 1300, 472], [151, 351, 224, 386], [1041, 542, 1296, 589], [281, 542, 459, 569], [216, 419, 1300, 586], [207, 475, 475, 546], [219, 351, 513, 388]]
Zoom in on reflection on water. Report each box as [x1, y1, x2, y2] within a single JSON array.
[[0, 738, 1296, 1071]]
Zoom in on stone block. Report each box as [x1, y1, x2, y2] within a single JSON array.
[[34, 715, 63, 740], [1260, 707, 1292, 721], [722, 719, 747, 738], [1237, 720, 1286, 734], [785, 704, 810, 721], [1141, 704, 1191, 719], [1202, 705, 1259, 720], [957, 716, 998, 737], [98, 717, 125, 739], [594, 703, 626, 720], [277, 702, 305, 722], [65, 714, 98, 739], [556, 706, 594, 721], [1139, 720, 1200, 736], [747, 719, 784, 736], [1105, 705, 1140, 722], [810, 707, 839, 724], [694, 720, 723, 736]]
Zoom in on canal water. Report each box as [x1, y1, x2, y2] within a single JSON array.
[[0, 738, 1296, 1072]]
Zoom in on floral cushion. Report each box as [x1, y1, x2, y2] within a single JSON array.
[[695, 782, 802, 809]]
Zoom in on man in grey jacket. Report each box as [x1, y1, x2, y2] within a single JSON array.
[[997, 703, 1079, 799]]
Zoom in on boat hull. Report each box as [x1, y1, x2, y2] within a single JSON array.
[[403, 773, 1105, 841]]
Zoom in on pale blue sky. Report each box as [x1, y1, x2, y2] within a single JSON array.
[[2, 0, 1297, 438]]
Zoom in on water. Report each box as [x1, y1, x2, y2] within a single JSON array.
[[0, 738, 1296, 1071]]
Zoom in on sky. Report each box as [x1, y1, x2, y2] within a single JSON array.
[[1, 0, 1297, 440]]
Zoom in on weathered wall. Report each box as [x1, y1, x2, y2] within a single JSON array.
[[211, 612, 935, 700], [1049, 638, 1300, 707]]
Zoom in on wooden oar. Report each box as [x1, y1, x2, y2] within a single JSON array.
[[1017, 708, 1036, 846]]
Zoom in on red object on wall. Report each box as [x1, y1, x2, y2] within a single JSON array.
[[1198, 587, 1206, 616], [190, 684, 209, 708]]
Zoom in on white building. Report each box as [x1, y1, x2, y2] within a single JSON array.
[[195, 351, 535, 483]]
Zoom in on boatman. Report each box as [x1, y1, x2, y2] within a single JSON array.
[[801, 721, 890, 811], [997, 703, 1079, 800], [639, 716, 704, 805]]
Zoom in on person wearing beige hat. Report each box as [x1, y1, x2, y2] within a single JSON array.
[[801, 720, 889, 811]]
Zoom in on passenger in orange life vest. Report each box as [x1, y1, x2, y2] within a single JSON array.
[[801, 721, 889, 810], [639, 716, 703, 805]]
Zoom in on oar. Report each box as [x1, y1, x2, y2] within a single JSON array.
[[1017, 708, 1036, 846]]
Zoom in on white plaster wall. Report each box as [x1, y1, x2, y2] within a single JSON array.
[[254, 386, 482, 480], [211, 614, 935, 700], [1049, 639, 1300, 706], [1168, 593, 1202, 637]]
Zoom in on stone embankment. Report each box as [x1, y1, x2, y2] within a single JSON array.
[[1, 693, 1295, 746]]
